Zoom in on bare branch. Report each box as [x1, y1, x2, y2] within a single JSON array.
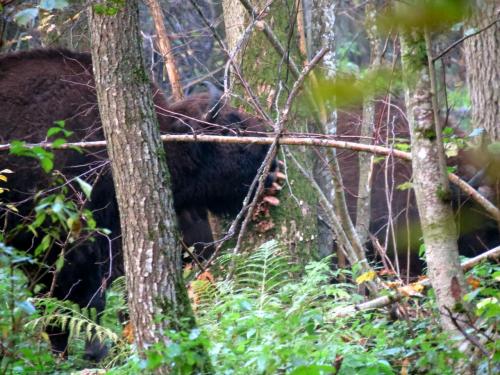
[[189, 0, 273, 123], [443, 306, 490, 357], [238, 0, 302, 79], [228, 47, 329, 276], [433, 19, 500, 62], [2, 132, 498, 221]]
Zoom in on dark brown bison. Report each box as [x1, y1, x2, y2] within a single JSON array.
[[0, 49, 277, 360], [335, 101, 499, 276]]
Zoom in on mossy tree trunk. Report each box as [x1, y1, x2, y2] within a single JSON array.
[[88, 1, 211, 372], [400, 26, 468, 333], [221, 0, 318, 262]]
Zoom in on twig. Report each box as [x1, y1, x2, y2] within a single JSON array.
[[425, 27, 449, 190], [443, 306, 490, 357], [0, 134, 410, 156], [238, 0, 302, 79], [189, 0, 272, 123], [432, 19, 500, 62]]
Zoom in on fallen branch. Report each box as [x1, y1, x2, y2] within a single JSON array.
[[0, 133, 409, 157], [2, 133, 497, 221], [328, 245, 500, 319]]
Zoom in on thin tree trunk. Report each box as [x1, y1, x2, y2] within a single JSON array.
[[221, 0, 247, 90], [146, 0, 184, 101], [308, 0, 337, 259], [400, 27, 468, 332], [88, 1, 211, 372], [355, 1, 382, 246], [463, 0, 500, 141]]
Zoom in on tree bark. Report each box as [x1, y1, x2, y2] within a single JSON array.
[[400, 28, 468, 333], [355, 1, 382, 247], [463, 0, 500, 141], [306, 0, 376, 283], [88, 1, 211, 372], [221, 0, 320, 263], [308, 0, 337, 259]]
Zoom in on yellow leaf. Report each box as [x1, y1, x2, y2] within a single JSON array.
[[0, 175, 7, 182], [6, 204, 18, 213], [41, 331, 50, 343], [466, 276, 481, 290], [411, 282, 425, 293], [385, 281, 402, 289], [356, 270, 377, 285], [122, 322, 134, 344], [399, 284, 424, 297]]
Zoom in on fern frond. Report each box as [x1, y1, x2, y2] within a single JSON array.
[[233, 240, 292, 308], [190, 278, 218, 313], [26, 297, 120, 345]]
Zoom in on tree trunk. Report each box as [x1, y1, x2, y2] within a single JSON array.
[[400, 28, 468, 333], [88, 1, 211, 372], [145, 0, 184, 101], [355, 1, 381, 247], [308, 0, 337, 259], [463, 0, 499, 141], [221, 0, 319, 263]]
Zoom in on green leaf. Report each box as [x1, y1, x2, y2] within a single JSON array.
[[10, 140, 31, 156], [394, 143, 410, 152], [75, 177, 93, 200], [377, 0, 469, 32], [34, 234, 52, 256], [396, 181, 413, 191], [40, 0, 69, 11], [55, 252, 65, 271], [290, 365, 336, 375], [418, 243, 426, 257], [51, 198, 64, 214], [52, 138, 67, 148], [442, 127, 454, 136], [32, 212, 47, 228], [40, 157, 54, 173], [14, 8, 39, 26], [53, 120, 66, 127], [47, 127, 63, 138], [17, 300, 37, 315]]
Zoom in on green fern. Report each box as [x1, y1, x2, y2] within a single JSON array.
[[26, 297, 119, 344], [232, 240, 292, 309]]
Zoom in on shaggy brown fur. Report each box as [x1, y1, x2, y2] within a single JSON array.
[[0, 49, 274, 359], [335, 101, 499, 274]]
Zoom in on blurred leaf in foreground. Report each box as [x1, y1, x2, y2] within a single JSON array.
[[377, 0, 470, 32], [308, 67, 401, 110]]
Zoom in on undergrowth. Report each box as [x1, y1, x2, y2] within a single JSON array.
[[1, 240, 498, 374]]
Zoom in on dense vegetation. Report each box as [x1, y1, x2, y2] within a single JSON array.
[[1, 0, 499, 374], [1, 238, 499, 374]]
